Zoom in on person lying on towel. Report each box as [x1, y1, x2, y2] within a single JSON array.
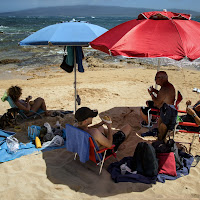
[[75, 107, 132, 152], [7, 85, 50, 116]]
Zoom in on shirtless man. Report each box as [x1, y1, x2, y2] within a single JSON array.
[[75, 107, 132, 151], [140, 71, 177, 140]]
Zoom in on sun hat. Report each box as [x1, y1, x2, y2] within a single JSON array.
[[75, 107, 98, 122]]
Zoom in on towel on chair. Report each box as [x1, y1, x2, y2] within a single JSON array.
[[65, 124, 90, 163]]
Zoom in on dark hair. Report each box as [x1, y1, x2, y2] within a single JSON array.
[[7, 85, 22, 102]]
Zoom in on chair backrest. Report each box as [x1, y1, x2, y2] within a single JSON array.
[[6, 96, 18, 108], [174, 90, 183, 110], [65, 124, 102, 163]]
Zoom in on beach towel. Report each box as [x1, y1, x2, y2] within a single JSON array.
[[75, 46, 84, 72], [60, 46, 84, 73], [0, 129, 65, 163], [107, 156, 157, 184], [108, 151, 194, 184]]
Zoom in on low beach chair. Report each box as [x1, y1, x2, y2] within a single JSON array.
[[1, 92, 43, 120], [172, 110, 200, 153], [65, 124, 116, 174]]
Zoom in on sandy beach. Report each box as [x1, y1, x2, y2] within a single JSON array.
[[0, 56, 200, 200]]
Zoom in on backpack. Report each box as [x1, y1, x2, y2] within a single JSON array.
[[131, 142, 158, 177]]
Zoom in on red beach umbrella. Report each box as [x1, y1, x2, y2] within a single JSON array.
[[90, 10, 200, 61]]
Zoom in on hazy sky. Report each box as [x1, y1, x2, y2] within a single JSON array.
[[1, 0, 200, 13]]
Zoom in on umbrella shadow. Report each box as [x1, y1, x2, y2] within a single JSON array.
[[42, 106, 155, 198]]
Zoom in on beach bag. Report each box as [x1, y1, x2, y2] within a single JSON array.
[[152, 139, 183, 170], [60, 55, 74, 73], [28, 125, 41, 141], [157, 152, 177, 176], [131, 142, 158, 177], [60, 46, 74, 73]]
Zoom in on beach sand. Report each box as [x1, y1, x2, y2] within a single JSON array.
[[0, 57, 200, 199]]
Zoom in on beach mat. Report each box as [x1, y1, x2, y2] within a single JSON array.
[[108, 151, 194, 184]]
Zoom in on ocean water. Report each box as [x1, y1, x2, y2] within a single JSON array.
[[0, 15, 200, 71]]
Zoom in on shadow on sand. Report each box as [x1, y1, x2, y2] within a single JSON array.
[[42, 106, 155, 198]]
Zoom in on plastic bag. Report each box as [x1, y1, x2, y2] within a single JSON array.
[[6, 136, 19, 154], [42, 135, 64, 148]]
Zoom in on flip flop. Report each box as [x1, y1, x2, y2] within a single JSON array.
[[61, 110, 73, 114], [51, 111, 65, 118], [191, 155, 200, 167]]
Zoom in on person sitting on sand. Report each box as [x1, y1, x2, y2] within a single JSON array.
[[7, 85, 49, 116], [75, 107, 132, 152], [140, 71, 177, 141]]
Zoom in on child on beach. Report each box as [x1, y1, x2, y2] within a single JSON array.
[[7, 85, 50, 116]]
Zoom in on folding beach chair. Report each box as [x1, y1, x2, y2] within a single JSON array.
[[172, 110, 200, 153], [147, 90, 183, 128], [65, 124, 116, 174], [1, 92, 43, 120]]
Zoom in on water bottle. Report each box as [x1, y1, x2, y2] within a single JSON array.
[[120, 163, 127, 175]]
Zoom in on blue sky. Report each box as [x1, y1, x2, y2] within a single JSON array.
[[1, 0, 200, 13]]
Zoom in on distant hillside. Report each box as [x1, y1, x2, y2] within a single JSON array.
[[0, 5, 199, 18]]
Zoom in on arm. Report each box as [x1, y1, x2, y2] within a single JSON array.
[[149, 89, 165, 108], [15, 99, 31, 112], [148, 86, 159, 94], [186, 107, 200, 125], [89, 121, 104, 128], [93, 123, 113, 148]]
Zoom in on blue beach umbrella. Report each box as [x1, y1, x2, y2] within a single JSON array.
[[19, 20, 108, 46], [19, 20, 108, 111]]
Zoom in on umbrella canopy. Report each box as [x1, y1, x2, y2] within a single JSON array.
[[90, 11, 200, 61], [19, 20, 108, 112], [19, 20, 108, 46]]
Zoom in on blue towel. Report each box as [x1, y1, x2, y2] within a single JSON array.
[[75, 46, 84, 72], [65, 124, 90, 163], [0, 129, 65, 163]]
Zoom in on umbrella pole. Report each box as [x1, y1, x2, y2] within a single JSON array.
[[74, 47, 77, 112], [155, 58, 161, 89]]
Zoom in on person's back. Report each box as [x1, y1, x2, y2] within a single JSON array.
[[155, 81, 175, 108]]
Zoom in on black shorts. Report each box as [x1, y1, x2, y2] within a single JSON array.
[[105, 131, 126, 156], [112, 130, 126, 151], [141, 100, 159, 116], [160, 103, 177, 130]]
